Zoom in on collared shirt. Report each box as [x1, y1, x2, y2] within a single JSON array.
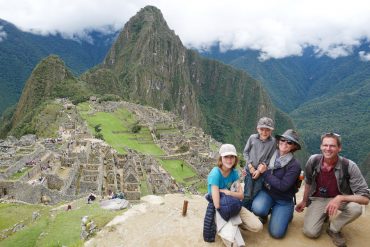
[[305, 154, 370, 199], [243, 134, 276, 168], [313, 167, 341, 197]]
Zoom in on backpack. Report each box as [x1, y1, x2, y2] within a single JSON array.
[[312, 154, 351, 192], [287, 155, 350, 204]]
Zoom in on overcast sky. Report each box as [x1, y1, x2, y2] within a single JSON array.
[[1, 0, 370, 61]]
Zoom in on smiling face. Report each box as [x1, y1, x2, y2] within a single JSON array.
[[278, 138, 296, 155], [221, 155, 236, 170], [257, 127, 272, 141], [320, 137, 341, 160]]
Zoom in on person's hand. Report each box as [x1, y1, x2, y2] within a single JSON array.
[[252, 170, 261, 179], [295, 201, 306, 212], [248, 164, 255, 174], [220, 189, 231, 196], [325, 196, 342, 217], [241, 169, 247, 177], [257, 163, 267, 173]]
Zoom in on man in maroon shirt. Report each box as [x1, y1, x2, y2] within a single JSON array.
[[295, 133, 370, 247]]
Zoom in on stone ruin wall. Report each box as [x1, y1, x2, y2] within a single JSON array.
[[0, 100, 223, 204]]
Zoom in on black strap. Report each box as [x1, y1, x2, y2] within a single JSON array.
[[312, 154, 350, 187]]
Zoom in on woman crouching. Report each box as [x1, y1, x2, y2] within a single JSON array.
[[251, 129, 302, 239]]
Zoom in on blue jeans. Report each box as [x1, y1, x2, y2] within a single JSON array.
[[251, 190, 294, 239]]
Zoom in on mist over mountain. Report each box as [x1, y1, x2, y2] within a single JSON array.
[[0, 18, 117, 115]]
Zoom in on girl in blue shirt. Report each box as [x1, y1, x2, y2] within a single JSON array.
[[208, 144, 243, 209]]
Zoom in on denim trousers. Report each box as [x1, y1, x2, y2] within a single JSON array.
[[251, 190, 294, 239]]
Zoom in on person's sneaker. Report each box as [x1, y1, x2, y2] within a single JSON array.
[[326, 228, 347, 247]]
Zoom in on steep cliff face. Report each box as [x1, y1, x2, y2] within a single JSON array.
[[94, 6, 202, 126], [10, 55, 88, 135], [8, 6, 295, 150], [83, 6, 294, 148]]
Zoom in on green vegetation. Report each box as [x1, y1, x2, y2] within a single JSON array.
[[291, 82, 370, 165], [0, 18, 113, 116], [194, 180, 208, 194], [77, 103, 164, 155], [9, 167, 32, 180], [0, 203, 46, 231], [158, 159, 196, 185], [140, 179, 150, 196], [93, 124, 104, 140], [4, 56, 92, 138], [206, 46, 370, 173], [131, 121, 142, 133], [31, 102, 64, 138], [0, 200, 122, 247], [158, 157, 209, 193]]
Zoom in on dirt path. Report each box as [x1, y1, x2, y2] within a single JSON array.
[[85, 193, 370, 247]]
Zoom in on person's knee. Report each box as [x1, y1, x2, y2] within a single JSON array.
[[251, 220, 263, 232], [240, 207, 263, 232], [251, 202, 269, 216], [303, 227, 321, 239], [269, 226, 286, 239], [347, 203, 362, 218]]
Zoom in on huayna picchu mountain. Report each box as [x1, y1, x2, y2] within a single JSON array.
[[81, 6, 295, 150], [3, 6, 297, 153]]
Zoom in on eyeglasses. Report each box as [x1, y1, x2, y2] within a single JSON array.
[[323, 132, 340, 137], [280, 139, 294, 145]]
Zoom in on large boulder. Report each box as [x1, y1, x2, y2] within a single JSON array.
[[99, 198, 129, 210]]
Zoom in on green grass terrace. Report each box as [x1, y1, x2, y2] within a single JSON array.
[[77, 103, 164, 156], [0, 200, 122, 247]]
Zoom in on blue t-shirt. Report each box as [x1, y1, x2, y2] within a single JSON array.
[[207, 167, 239, 194]]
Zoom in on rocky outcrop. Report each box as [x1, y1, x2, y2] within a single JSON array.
[[85, 193, 370, 247]]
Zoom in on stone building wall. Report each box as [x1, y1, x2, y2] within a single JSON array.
[[45, 174, 64, 190]]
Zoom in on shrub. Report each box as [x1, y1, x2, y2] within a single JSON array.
[[131, 122, 141, 133], [95, 132, 104, 140]]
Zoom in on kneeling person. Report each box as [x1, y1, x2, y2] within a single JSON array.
[[295, 133, 370, 247]]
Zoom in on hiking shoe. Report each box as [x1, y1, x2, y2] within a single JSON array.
[[326, 228, 347, 247]]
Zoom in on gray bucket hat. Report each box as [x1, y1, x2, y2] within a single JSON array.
[[257, 117, 274, 130], [275, 129, 301, 150]]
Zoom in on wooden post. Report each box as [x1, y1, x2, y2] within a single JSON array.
[[182, 200, 189, 216]]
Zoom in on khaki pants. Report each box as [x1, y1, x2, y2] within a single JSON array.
[[303, 197, 362, 238], [239, 207, 263, 232]]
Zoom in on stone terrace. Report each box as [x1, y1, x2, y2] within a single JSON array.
[[0, 99, 222, 204]]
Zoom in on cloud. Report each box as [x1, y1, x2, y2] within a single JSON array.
[[0, 26, 7, 42], [359, 51, 370, 61], [1, 0, 370, 60]]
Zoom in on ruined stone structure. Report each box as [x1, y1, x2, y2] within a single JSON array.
[[0, 99, 221, 204]]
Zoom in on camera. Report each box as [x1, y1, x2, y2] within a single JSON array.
[[319, 187, 328, 197]]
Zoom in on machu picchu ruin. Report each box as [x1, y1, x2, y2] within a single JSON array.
[[0, 99, 221, 205]]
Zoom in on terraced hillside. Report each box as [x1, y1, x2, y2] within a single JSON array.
[[1, 98, 228, 207]]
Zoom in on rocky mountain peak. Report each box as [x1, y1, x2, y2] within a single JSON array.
[[102, 5, 184, 73]]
